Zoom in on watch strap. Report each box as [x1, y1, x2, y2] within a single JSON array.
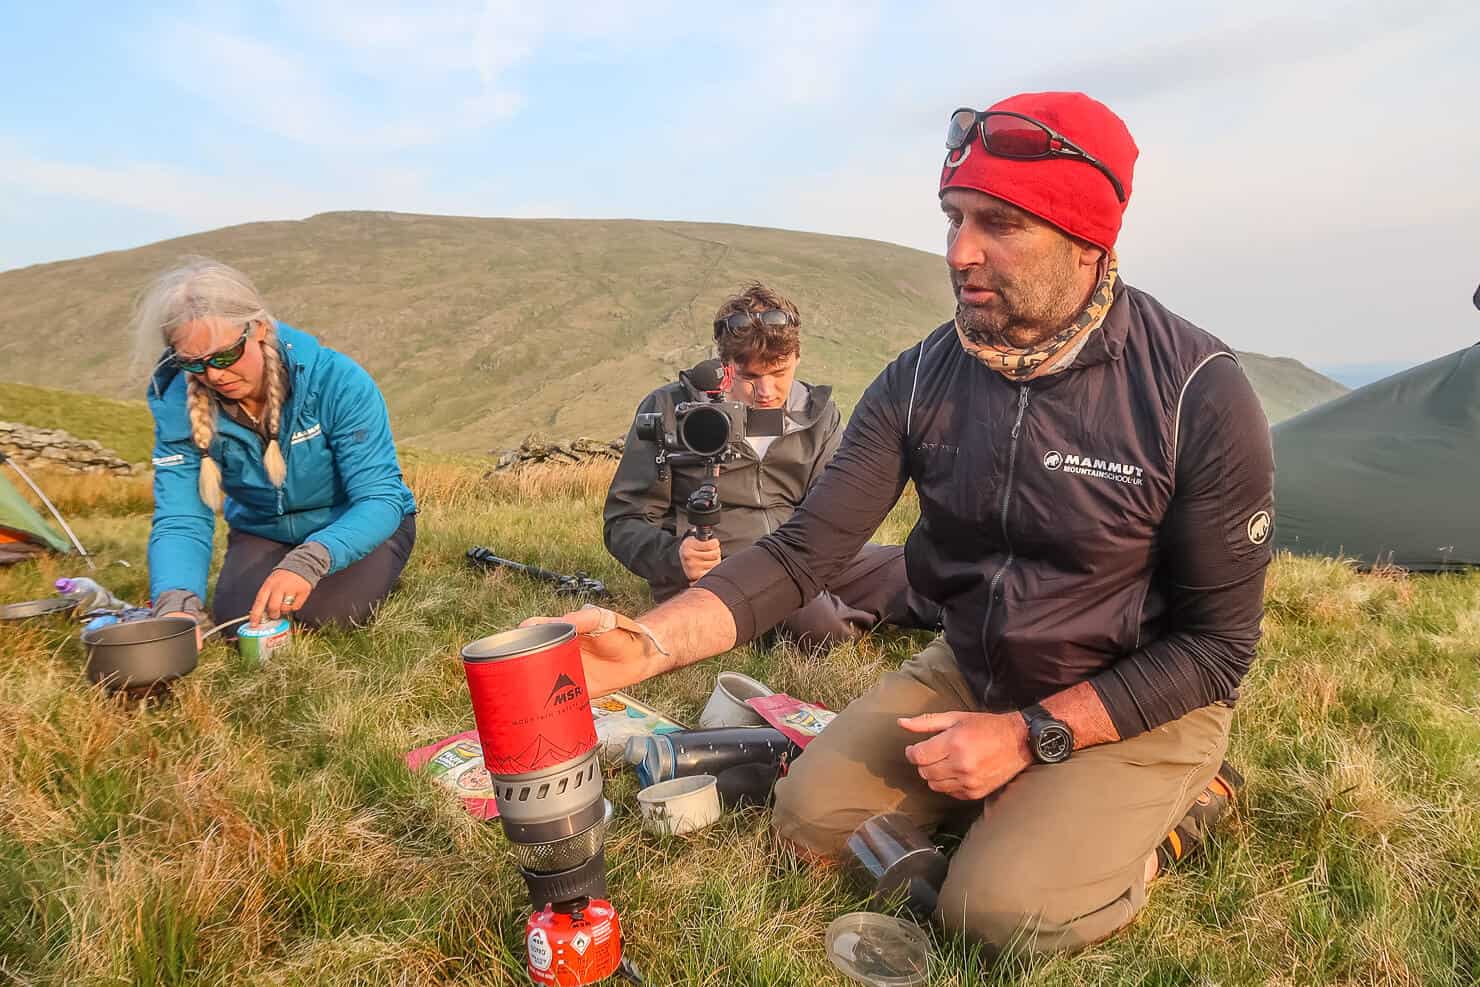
[[1020, 703, 1050, 728]]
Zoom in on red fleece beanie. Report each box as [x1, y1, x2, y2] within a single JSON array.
[[939, 91, 1138, 252]]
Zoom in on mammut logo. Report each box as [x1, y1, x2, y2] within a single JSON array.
[[290, 423, 323, 445], [545, 673, 585, 708], [1043, 450, 1145, 485], [1247, 511, 1272, 545]]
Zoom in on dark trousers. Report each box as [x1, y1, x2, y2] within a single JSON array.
[[776, 542, 942, 651], [211, 514, 416, 631]]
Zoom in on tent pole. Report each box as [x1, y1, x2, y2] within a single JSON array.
[[1, 455, 95, 571]]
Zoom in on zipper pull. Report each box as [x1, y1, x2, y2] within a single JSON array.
[[1011, 386, 1030, 439]]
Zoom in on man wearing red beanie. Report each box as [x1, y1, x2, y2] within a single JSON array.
[[531, 91, 1275, 955]]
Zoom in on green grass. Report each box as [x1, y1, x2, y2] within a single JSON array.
[[0, 213, 1343, 455], [1, 463, 1475, 986], [0, 381, 154, 464]]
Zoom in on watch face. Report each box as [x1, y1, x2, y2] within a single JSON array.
[[1035, 723, 1073, 763]]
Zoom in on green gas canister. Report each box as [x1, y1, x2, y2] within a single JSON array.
[[238, 618, 291, 663]]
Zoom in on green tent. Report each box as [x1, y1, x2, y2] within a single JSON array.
[[0, 463, 74, 564], [1273, 342, 1479, 571]]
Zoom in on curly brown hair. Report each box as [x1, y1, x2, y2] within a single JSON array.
[[711, 281, 801, 366]]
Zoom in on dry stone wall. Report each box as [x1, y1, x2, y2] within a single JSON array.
[[491, 435, 625, 471], [0, 422, 135, 475]]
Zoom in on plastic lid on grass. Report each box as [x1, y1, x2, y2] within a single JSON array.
[[824, 912, 931, 987]]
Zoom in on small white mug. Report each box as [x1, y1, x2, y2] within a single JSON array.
[[636, 775, 722, 836], [698, 671, 774, 729]]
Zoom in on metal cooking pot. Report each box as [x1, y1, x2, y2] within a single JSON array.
[[80, 616, 201, 691], [0, 597, 77, 621]]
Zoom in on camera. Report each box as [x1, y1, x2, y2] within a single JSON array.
[[634, 358, 787, 543], [634, 359, 784, 460]]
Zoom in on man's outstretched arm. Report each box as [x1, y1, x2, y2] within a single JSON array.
[[530, 346, 920, 693], [524, 587, 741, 698]]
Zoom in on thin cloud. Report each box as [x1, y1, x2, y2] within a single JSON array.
[[1034, 1, 1474, 103], [146, 13, 524, 150]]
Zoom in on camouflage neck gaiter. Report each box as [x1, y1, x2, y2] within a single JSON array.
[[956, 253, 1119, 382]]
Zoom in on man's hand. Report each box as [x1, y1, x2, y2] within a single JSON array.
[[679, 534, 722, 583], [899, 710, 1033, 801], [522, 606, 672, 698], [250, 569, 312, 626]]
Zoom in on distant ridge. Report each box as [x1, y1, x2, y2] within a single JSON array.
[[0, 212, 1345, 452]]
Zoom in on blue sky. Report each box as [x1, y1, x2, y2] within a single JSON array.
[[3, 0, 1477, 366]]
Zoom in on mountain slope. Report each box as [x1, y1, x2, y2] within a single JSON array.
[[0, 212, 1342, 451]]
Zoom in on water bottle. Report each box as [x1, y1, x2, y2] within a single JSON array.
[[55, 577, 128, 613]]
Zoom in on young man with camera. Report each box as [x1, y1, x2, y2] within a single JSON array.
[[603, 282, 939, 649]]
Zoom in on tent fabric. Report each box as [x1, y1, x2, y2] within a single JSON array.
[[0, 466, 72, 562], [1273, 342, 1480, 571]]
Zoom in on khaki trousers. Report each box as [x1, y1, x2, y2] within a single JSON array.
[[772, 637, 1232, 955]]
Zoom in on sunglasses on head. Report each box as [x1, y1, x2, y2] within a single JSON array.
[[946, 108, 1127, 203], [171, 323, 252, 375], [713, 308, 797, 336]]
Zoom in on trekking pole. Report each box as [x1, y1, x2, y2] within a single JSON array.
[[2, 453, 95, 570], [466, 547, 610, 598]]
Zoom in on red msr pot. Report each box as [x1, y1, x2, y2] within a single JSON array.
[[461, 623, 624, 984]]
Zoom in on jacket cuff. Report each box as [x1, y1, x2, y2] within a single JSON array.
[[696, 544, 806, 646], [274, 541, 332, 588], [152, 589, 205, 620], [1088, 666, 1155, 741]]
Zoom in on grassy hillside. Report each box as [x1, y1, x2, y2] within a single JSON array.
[[0, 381, 155, 464], [1236, 353, 1348, 425], [1, 464, 1475, 986], [0, 213, 1342, 453]]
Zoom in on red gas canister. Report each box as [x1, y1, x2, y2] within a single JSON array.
[[525, 899, 623, 986]]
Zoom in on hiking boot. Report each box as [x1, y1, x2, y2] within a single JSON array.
[[1155, 760, 1244, 872]]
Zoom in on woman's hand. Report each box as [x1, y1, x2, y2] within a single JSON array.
[[250, 569, 312, 626]]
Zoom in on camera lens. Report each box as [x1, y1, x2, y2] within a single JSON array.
[[678, 405, 730, 457]]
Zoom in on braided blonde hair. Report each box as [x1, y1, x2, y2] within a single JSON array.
[[133, 257, 288, 513]]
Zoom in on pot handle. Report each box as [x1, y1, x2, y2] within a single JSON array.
[[200, 615, 250, 641]]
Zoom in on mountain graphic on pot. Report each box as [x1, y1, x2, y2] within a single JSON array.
[[484, 733, 593, 775]]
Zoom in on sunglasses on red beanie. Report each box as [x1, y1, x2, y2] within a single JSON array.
[[946, 108, 1127, 203]]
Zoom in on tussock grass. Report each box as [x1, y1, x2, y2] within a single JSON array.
[[1, 464, 1476, 985]]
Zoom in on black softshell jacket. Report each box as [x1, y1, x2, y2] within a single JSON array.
[[701, 284, 1275, 739]]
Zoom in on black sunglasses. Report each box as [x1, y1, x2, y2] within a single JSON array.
[[946, 108, 1127, 203], [171, 323, 252, 375], [713, 309, 797, 336]]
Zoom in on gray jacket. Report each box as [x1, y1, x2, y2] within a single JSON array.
[[603, 377, 842, 601]]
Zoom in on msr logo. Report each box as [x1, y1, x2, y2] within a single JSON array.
[[545, 673, 585, 708]]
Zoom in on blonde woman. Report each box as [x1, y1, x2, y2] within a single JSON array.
[[138, 258, 416, 633]]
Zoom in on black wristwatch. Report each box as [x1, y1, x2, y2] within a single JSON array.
[[1020, 704, 1074, 764]]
